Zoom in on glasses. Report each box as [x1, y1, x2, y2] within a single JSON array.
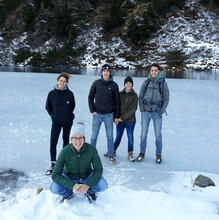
[[72, 137, 84, 141]]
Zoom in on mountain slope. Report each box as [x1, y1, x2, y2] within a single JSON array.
[[0, 0, 218, 69]]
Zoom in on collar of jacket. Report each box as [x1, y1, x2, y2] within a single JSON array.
[[101, 75, 113, 83], [70, 143, 87, 154], [120, 88, 135, 94], [149, 72, 163, 84], [54, 84, 68, 91]]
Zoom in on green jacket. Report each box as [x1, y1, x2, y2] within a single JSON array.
[[51, 142, 103, 190], [120, 88, 138, 123]]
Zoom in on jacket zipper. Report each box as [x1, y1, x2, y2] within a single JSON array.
[[77, 154, 80, 175], [151, 83, 155, 102]]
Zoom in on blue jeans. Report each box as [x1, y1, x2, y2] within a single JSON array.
[[90, 113, 114, 157], [114, 122, 135, 152], [50, 173, 108, 197], [140, 112, 162, 155]]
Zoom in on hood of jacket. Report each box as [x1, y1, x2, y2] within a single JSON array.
[[54, 84, 69, 91], [149, 72, 163, 85], [101, 74, 113, 83]]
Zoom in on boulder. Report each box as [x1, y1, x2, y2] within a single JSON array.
[[194, 174, 215, 187]]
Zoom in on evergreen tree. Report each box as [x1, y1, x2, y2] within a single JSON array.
[[68, 25, 77, 42], [0, 0, 22, 24], [103, 0, 125, 32], [54, 4, 72, 37], [127, 19, 141, 44], [23, 8, 36, 32]]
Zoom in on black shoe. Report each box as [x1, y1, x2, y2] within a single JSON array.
[[60, 191, 74, 203], [46, 163, 55, 175], [85, 192, 97, 203]]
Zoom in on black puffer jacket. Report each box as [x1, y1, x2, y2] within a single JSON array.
[[46, 86, 75, 124], [88, 76, 120, 118]]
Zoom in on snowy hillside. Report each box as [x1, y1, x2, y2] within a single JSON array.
[[0, 0, 218, 70], [79, 0, 219, 70], [0, 71, 218, 219]]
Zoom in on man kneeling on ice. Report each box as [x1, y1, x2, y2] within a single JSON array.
[[50, 121, 108, 203]]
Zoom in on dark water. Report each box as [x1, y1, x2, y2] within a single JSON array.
[[0, 66, 219, 80]]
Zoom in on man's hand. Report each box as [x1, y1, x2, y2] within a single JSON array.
[[73, 184, 90, 194], [114, 118, 122, 124], [92, 112, 98, 116]]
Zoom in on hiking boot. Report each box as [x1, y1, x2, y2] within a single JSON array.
[[156, 155, 162, 164], [85, 192, 97, 203], [109, 156, 116, 164], [60, 191, 74, 203], [128, 151, 135, 162], [137, 153, 145, 162], [104, 151, 116, 157], [46, 162, 55, 175]]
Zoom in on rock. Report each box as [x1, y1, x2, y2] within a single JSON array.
[[194, 174, 216, 187]]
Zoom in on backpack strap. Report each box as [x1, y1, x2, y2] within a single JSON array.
[[144, 78, 150, 93], [158, 78, 165, 99], [158, 78, 167, 115]]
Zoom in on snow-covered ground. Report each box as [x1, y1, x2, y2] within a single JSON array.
[[0, 72, 219, 219]]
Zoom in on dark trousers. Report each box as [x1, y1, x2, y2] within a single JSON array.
[[114, 122, 135, 152], [50, 122, 73, 161]]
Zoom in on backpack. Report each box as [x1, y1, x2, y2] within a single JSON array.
[[144, 77, 167, 115], [144, 77, 165, 98]]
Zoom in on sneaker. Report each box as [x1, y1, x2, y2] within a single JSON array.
[[60, 191, 74, 203], [104, 151, 116, 157], [46, 163, 55, 175], [85, 192, 97, 203], [137, 153, 145, 162], [109, 156, 116, 164], [128, 151, 135, 162], [156, 155, 162, 164]]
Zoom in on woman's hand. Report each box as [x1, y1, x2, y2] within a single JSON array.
[[73, 184, 90, 194]]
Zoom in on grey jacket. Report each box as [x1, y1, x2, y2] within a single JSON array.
[[139, 74, 169, 114]]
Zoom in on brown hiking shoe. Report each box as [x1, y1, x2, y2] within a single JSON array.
[[156, 155, 162, 164], [104, 151, 116, 157], [109, 156, 116, 164], [137, 153, 145, 162], [128, 151, 135, 162]]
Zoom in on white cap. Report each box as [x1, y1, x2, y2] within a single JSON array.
[[71, 121, 85, 137]]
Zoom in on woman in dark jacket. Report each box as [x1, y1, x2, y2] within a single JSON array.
[[46, 72, 75, 175]]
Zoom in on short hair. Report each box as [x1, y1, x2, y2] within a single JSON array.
[[57, 72, 71, 83], [150, 63, 160, 70]]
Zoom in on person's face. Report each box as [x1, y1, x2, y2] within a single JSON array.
[[124, 82, 132, 92], [102, 69, 110, 81], [57, 77, 67, 90], [150, 66, 160, 78], [71, 135, 85, 152]]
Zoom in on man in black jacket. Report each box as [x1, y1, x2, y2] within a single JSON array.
[[88, 64, 120, 164]]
